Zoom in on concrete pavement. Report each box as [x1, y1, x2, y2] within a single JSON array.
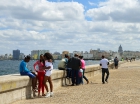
[[12, 60, 140, 104]]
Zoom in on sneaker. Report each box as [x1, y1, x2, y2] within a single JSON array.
[[87, 80, 89, 84], [105, 80, 108, 83], [50, 92, 53, 97], [45, 92, 50, 98]]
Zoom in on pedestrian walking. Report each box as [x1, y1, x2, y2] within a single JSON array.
[[114, 57, 119, 69], [100, 55, 109, 84], [79, 56, 89, 84]]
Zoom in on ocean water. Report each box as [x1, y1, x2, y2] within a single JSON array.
[[0, 60, 100, 76]]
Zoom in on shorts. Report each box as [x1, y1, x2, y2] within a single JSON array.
[[45, 70, 52, 76], [20, 72, 36, 78]]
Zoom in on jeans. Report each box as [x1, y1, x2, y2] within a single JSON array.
[[102, 68, 109, 83], [82, 69, 88, 82], [66, 68, 72, 78], [20, 71, 36, 78], [71, 69, 79, 85]]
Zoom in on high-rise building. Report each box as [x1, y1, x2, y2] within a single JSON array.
[[13, 49, 20, 60], [31, 50, 49, 59]]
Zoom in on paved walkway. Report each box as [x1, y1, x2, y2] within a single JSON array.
[[12, 61, 140, 104]]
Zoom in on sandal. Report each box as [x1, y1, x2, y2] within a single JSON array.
[[32, 89, 38, 92], [38, 95, 42, 98], [42, 94, 46, 96]]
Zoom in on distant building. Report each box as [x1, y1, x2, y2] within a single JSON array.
[[31, 50, 49, 59], [82, 53, 93, 59], [13, 49, 20, 60], [62, 51, 69, 58], [118, 45, 123, 56], [73, 51, 82, 56], [53, 52, 61, 55], [19, 53, 25, 60]]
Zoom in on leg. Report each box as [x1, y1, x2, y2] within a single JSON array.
[[105, 69, 109, 82], [71, 69, 75, 85], [75, 70, 79, 85], [102, 69, 105, 83], [38, 72, 41, 96], [47, 76, 53, 97], [83, 69, 89, 84], [44, 76, 49, 92], [48, 76, 53, 92]]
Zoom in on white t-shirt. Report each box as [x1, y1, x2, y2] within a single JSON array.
[[100, 58, 109, 68], [45, 62, 53, 76]]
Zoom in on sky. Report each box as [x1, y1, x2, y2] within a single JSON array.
[[0, 0, 140, 55]]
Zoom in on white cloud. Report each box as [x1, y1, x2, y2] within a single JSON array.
[[0, 0, 140, 55]]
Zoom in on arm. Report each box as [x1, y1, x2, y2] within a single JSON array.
[[33, 61, 39, 72], [107, 62, 109, 65], [22, 62, 30, 73]]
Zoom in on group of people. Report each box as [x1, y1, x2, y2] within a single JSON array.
[[19, 52, 54, 98], [58, 54, 90, 86], [19, 52, 112, 98]]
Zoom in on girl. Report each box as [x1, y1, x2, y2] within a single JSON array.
[[33, 54, 45, 97], [79, 56, 89, 84], [43, 52, 54, 97]]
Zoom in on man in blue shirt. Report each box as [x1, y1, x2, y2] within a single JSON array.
[[19, 55, 37, 92]]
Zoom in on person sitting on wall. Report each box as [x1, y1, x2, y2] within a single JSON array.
[[19, 55, 37, 93]]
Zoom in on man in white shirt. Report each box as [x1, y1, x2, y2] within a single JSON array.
[[100, 55, 109, 84]]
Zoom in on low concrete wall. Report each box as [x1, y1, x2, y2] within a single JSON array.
[[0, 61, 125, 104]]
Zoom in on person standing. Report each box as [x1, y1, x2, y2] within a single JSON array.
[[100, 55, 109, 84], [19, 56, 37, 92], [69, 54, 81, 86], [79, 56, 89, 84], [114, 57, 119, 69], [33, 54, 45, 97], [43, 52, 54, 97]]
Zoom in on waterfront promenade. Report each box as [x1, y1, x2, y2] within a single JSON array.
[[12, 60, 140, 104]]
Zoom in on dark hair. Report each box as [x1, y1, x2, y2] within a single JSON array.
[[65, 54, 68, 58], [24, 55, 30, 60], [44, 52, 54, 61], [79, 56, 83, 59], [40, 54, 45, 65], [74, 54, 79, 57], [102, 55, 105, 58]]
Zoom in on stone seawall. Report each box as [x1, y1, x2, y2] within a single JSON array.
[[0, 61, 125, 104]]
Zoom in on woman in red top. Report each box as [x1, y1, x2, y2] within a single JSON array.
[[33, 54, 45, 97]]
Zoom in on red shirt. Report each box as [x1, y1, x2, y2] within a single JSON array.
[[33, 60, 45, 72]]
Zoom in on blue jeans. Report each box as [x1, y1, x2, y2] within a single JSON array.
[[71, 69, 79, 85], [20, 72, 36, 78], [66, 68, 72, 78]]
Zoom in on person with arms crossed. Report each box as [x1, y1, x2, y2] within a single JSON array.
[[100, 55, 109, 84]]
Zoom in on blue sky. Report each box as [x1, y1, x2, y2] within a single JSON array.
[[0, 0, 140, 55]]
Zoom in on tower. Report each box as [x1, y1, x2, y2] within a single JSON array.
[[118, 45, 123, 56]]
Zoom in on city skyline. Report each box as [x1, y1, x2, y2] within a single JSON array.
[[1, 0, 140, 55]]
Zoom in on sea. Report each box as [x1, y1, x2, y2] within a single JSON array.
[[0, 60, 100, 76]]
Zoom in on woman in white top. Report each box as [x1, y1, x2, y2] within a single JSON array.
[[43, 52, 54, 97]]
